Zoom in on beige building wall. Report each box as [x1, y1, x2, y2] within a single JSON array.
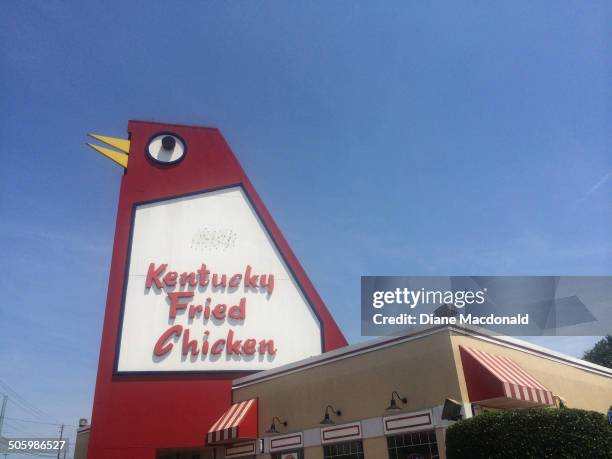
[[362, 437, 388, 458], [74, 427, 90, 459], [304, 445, 324, 459], [235, 331, 460, 432], [237, 330, 457, 459], [450, 333, 612, 414]]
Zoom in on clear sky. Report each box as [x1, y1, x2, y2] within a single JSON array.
[[1, 1, 611, 454]]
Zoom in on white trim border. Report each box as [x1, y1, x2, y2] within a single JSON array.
[[320, 422, 362, 445], [269, 432, 304, 453], [383, 410, 433, 435]]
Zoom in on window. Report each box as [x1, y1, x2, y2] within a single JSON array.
[[387, 430, 439, 459], [272, 450, 303, 459], [323, 440, 364, 459]]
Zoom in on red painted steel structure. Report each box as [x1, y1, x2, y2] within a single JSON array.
[[88, 121, 347, 458]]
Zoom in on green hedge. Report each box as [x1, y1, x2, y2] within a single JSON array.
[[446, 408, 612, 458]]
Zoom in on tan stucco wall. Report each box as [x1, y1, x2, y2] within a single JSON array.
[[74, 428, 89, 459], [362, 436, 388, 458], [434, 427, 446, 459], [304, 445, 324, 459], [234, 331, 460, 434], [450, 333, 612, 413]]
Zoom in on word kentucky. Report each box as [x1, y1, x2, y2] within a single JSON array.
[[146, 262, 275, 294]]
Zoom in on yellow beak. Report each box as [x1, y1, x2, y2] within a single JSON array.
[[86, 134, 130, 168]]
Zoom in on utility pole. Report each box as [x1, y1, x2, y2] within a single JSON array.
[[1, 397, 8, 459], [57, 423, 64, 459], [0, 395, 7, 436]]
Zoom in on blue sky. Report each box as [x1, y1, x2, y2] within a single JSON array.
[[1, 0, 611, 453]]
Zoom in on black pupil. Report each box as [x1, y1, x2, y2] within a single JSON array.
[[161, 136, 176, 150]]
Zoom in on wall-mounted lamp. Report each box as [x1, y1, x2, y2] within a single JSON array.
[[441, 398, 463, 421], [386, 391, 408, 412], [265, 416, 288, 434], [320, 405, 342, 425]]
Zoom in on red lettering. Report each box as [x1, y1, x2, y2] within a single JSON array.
[[212, 273, 227, 288], [180, 271, 197, 286], [188, 304, 203, 319], [226, 330, 242, 355], [244, 265, 259, 289], [201, 331, 210, 354], [211, 339, 225, 355], [198, 264, 210, 286], [203, 298, 212, 319], [153, 325, 182, 357], [182, 328, 199, 356], [212, 304, 226, 320], [146, 263, 167, 289], [242, 339, 257, 355], [260, 274, 275, 295], [168, 291, 194, 318], [229, 274, 242, 287], [229, 298, 246, 320], [258, 339, 277, 355], [163, 271, 178, 286], [154, 327, 277, 359]]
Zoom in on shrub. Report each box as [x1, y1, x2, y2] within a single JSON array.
[[446, 407, 612, 458]]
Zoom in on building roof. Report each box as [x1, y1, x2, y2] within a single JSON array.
[[232, 325, 612, 388]]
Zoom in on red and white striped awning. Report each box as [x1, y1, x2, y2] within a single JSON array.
[[459, 345, 554, 406], [207, 399, 258, 445]]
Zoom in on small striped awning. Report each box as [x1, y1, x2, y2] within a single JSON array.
[[207, 399, 258, 445], [459, 346, 554, 407]]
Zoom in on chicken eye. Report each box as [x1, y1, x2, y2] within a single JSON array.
[[147, 133, 185, 164]]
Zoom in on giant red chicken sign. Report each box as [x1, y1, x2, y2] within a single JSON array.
[[85, 121, 346, 458]]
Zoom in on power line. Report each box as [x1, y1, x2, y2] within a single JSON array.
[[0, 380, 60, 424], [6, 399, 44, 423], [3, 423, 64, 433], [3, 422, 68, 437], [0, 380, 57, 422], [4, 418, 76, 428], [3, 421, 30, 434]]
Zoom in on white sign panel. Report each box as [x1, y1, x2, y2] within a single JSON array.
[[321, 422, 362, 444], [269, 433, 303, 452], [116, 186, 322, 372], [383, 410, 433, 434]]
